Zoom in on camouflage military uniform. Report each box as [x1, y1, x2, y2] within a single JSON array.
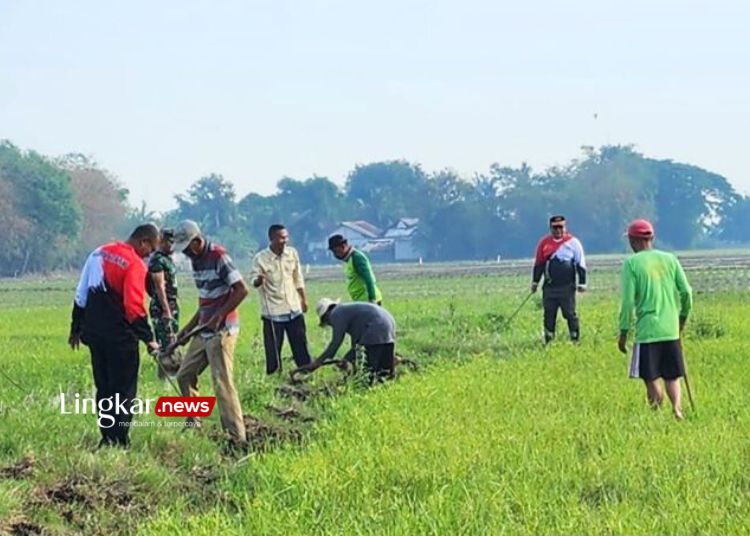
[[147, 251, 179, 351]]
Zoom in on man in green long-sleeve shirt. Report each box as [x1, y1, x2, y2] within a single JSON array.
[[328, 235, 383, 304], [618, 219, 693, 420]]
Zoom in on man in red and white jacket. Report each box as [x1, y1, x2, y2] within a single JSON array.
[[69, 224, 160, 448], [531, 215, 587, 344]]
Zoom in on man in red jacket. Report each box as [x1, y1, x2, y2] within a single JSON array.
[[531, 215, 587, 344], [69, 224, 161, 448]]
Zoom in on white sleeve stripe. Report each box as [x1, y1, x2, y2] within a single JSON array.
[[74, 250, 106, 307], [225, 270, 243, 286]]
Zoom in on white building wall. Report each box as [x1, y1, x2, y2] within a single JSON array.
[[394, 239, 420, 261]]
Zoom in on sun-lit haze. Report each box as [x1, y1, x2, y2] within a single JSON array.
[[1, 0, 748, 212]]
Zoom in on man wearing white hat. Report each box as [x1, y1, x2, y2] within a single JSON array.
[[171, 219, 249, 448], [310, 298, 397, 383]]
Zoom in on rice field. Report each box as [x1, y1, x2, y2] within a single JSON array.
[[0, 252, 749, 535]]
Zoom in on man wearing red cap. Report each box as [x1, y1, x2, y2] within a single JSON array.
[[618, 219, 693, 419], [531, 215, 587, 343]]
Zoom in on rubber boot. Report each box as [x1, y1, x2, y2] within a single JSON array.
[[544, 330, 555, 345]]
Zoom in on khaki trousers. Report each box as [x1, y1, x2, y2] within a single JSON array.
[[176, 331, 247, 443]]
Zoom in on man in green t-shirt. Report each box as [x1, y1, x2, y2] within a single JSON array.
[[618, 219, 693, 420], [328, 235, 383, 304]]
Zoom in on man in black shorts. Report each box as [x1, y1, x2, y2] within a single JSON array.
[[617, 219, 693, 419]]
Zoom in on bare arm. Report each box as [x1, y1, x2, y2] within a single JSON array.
[[150, 271, 172, 318], [293, 250, 308, 312], [215, 280, 249, 320]]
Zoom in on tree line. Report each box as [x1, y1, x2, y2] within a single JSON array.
[[1, 139, 749, 276]]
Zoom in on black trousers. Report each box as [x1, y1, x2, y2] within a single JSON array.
[[263, 315, 312, 374], [88, 338, 140, 446], [542, 287, 580, 341], [342, 344, 395, 383], [364, 343, 396, 383]]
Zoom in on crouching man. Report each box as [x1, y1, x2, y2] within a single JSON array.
[[309, 299, 397, 383]]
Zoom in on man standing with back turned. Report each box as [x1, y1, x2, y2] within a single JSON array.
[[531, 215, 587, 343], [618, 219, 693, 420], [69, 224, 161, 448]]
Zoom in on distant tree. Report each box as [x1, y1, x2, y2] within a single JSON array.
[[560, 146, 656, 253], [175, 174, 237, 235], [345, 161, 429, 228], [57, 154, 130, 259], [274, 176, 344, 251], [488, 163, 563, 255], [715, 195, 750, 243], [417, 170, 476, 259], [237, 192, 274, 252], [0, 141, 80, 275], [0, 173, 32, 273], [650, 159, 736, 249], [126, 200, 159, 228]]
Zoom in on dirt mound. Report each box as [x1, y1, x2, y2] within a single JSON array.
[[266, 404, 316, 423], [275, 382, 337, 401], [34, 474, 141, 525], [44, 478, 89, 506], [243, 414, 302, 452], [8, 520, 43, 536], [0, 455, 35, 479], [190, 465, 219, 486]]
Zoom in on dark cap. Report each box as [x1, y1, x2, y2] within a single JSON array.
[[161, 228, 175, 243], [549, 215, 566, 225], [328, 234, 347, 250]]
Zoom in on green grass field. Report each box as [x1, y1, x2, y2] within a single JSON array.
[[1, 264, 749, 535]]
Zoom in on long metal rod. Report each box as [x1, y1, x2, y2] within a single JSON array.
[[259, 278, 283, 373], [504, 291, 534, 328], [680, 339, 696, 412], [0, 369, 26, 394]]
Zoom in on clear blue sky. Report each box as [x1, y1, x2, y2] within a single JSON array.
[[1, 0, 748, 212]]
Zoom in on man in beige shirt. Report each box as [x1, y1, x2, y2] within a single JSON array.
[[251, 224, 312, 374]]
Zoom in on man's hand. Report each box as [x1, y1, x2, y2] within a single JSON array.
[[577, 285, 586, 293], [68, 333, 81, 350], [530, 282, 538, 293], [679, 316, 687, 335], [617, 333, 628, 354], [147, 341, 160, 355], [253, 274, 265, 288], [205, 313, 223, 332], [301, 298, 308, 313], [174, 329, 193, 347]]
